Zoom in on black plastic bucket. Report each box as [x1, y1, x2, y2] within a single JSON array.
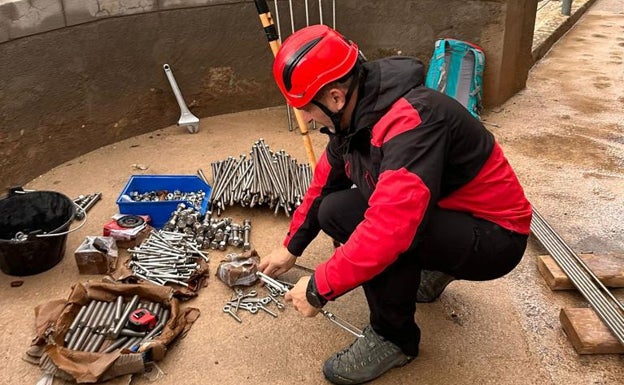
[[0, 190, 76, 276]]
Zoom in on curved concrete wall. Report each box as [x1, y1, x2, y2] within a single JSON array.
[[0, 0, 538, 192]]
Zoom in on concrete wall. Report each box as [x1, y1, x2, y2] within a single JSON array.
[[0, 0, 538, 192]]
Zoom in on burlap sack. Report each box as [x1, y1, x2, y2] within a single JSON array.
[[25, 280, 200, 383]]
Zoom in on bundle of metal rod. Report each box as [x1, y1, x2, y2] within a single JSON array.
[[531, 208, 624, 345], [73, 192, 102, 220], [208, 139, 312, 216], [64, 295, 171, 353], [128, 229, 208, 287]]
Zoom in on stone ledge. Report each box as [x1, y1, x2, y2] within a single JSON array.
[[532, 0, 598, 63], [62, 0, 159, 26], [0, 0, 65, 42], [0, 0, 248, 42]]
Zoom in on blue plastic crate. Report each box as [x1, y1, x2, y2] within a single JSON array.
[[116, 175, 212, 228]]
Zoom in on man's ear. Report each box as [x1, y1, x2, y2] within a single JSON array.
[[327, 88, 347, 111]]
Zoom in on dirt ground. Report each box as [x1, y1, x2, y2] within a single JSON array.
[[1, 0, 623, 384]]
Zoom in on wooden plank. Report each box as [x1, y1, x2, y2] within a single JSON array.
[[560, 308, 624, 354], [537, 253, 624, 290]]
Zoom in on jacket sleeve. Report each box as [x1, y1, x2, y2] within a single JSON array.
[[314, 98, 448, 299], [283, 138, 352, 256]]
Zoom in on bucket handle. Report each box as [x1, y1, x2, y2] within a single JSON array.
[[10, 189, 89, 240], [34, 204, 88, 238], [9, 186, 87, 240]]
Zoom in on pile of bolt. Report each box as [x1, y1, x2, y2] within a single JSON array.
[[223, 286, 285, 323], [161, 204, 252, 252], [64, 295, 170, 353], [73, 192, 102, 219], [127, 189, 207, 211], [222, 271, 296, 322], [128, 230, 209, 287], [208, 139, 312, 216]]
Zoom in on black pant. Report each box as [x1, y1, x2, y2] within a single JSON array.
[[317, 188, 528, 356]]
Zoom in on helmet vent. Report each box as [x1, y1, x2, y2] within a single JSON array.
[[283, 37, 322, 92]]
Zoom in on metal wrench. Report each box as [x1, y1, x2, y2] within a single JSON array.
[[321, 310, 364, 338], [268, 275, 364, 338], [163, 64, 200, 134]]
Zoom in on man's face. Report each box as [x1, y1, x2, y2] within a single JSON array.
[[298, 102, 334, 130], [297, 88, 346, 131]]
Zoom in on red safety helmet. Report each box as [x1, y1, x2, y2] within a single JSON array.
[[273, 25, 359, 109]]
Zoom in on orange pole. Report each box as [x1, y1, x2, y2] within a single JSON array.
[[254, 0, 317, 170]]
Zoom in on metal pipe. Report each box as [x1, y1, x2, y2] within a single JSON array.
[[531, 215, 623, 314], [72, 326, 92, 351], [68, 305, 87, 333], [89, 334, 107, 353], [78, 301, 97, 328], [142, 308, 170, 342], [97, 302, 115, 331], [288, 0, 295, 35], [531, 209, 624, 343], [110, 295, 140, 339], [114, 295, 124, 324], [66, 326, 82, 349], [533, 219, 624, 336], [304, 0, 310, 25], [533, 209, 623, 313], [119, 337, 141, 351], [562, 0, 572, 16], [101, 302, 116, 332], [86, 301, 104, 329], [120, 328, 147, 338], [102, 337, 129, 354]]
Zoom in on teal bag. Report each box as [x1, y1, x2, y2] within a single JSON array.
[[425, 38, 485, 119]]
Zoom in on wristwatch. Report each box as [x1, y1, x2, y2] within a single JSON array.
[[306, 274, 328, 309]]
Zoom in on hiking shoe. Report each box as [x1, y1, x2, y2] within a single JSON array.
[[416, 270, 455, 303], [322, 325, 413, 385]]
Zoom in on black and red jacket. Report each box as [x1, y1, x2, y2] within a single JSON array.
[[284, 56, 532, 301]]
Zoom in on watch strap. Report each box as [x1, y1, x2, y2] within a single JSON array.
[[306, 273, 328, 308]]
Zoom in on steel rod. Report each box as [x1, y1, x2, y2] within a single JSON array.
[[530, 209, 624, 344]]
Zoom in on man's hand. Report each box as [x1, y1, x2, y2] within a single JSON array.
[[284, 276, 320, 317], [258, 246, 297, 277]]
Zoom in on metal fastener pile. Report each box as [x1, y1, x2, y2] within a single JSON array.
[[73, 192, 102, 219], [161, 203, 253, 252], [127, 189, 207, 211], [222, 272, 293, 323], [128, 229, 208, 287]]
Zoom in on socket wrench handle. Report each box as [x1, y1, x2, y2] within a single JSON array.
[[163, 64, 200, 133]]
